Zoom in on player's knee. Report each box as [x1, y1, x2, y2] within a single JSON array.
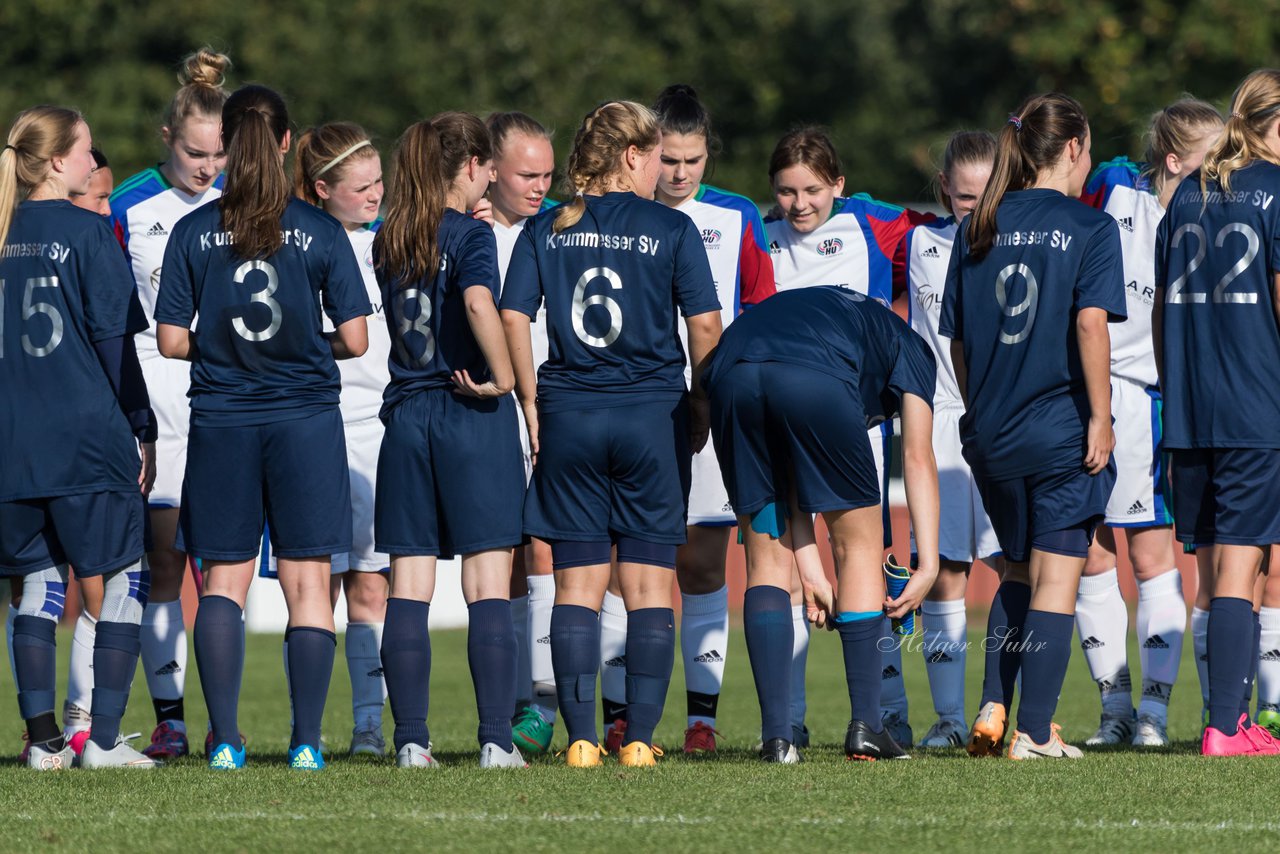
[[15, 566, 69, 623], [99, 560, 147, 625], [146, 547, 187, 599]]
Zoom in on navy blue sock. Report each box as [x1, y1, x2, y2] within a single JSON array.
[[13, 616, 59, 744], [624, 607, 675, 747], [980, 580, 1031, 708], [836, 614, 883, 731], [468, 599, 516, 750], [193, 595, 245, 749], [1208, 597, 1253, 735], [90, 621, 141, 749], [550, 604, 600, 746], [381, 598, 431, 752], [1014, 610, 1074, 744], [286, 626, 336, 750], [743, 585, 793, 743], [1241, 609, 1262, 725]]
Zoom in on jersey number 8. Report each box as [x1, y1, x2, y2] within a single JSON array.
[[0, 276, 65, 357], [393, 289, 435, 367], [572, 267, 623, 348], [231, 261, 283, 342]]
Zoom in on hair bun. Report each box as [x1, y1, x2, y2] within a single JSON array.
[[180, 47, 231, 90]]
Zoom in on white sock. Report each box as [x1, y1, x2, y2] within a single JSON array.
[[921, 599, 966, 723], [790, 604, 809, 731], [1075, 569, 1133, 716], [527, 574, 556, 722], [141, 599, 187, 704], [681, 586, 729, 727], [5, 605, 16, 692], [346, 622, 385, 729], [880, 615, 908, 718], [600, 591, 628, 708], [1190, 606, 1210, 709], [510, 594, 531, 709], [65, 612, 97, 725], [1257, 606, 1280, 716], [1135, 570, 1185, 724]]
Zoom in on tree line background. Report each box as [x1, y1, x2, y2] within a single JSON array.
[[3, 0, 1278, 204]]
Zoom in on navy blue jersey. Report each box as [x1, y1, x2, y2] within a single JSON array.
[[702, 286, 936, 425], [499, 192, 720, 412], [154, 197, 371, 426], [1158, 161, 1280, 449], [378, 209, 502, 416], [0, 200, 148, 501], [940, 189, 1126, 479]]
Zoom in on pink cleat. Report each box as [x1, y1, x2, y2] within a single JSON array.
[[143, 721, 190, 759], [1203, 715, 1280, 756], [67, 730, 92, 757]]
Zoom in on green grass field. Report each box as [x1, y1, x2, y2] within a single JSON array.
[[1, 621, 1276, 853]]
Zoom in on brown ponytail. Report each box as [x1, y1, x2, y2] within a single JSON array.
[[218, 85, 290, 260], [555, 101, 659, 233]]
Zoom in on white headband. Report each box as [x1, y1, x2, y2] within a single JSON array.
[[314, 139, 372, 178]]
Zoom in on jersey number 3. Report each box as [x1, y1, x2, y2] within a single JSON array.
[[0, 276, 65, 357], [231, 261, 283, 342]]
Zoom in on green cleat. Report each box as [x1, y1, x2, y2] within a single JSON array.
[[512, 706, 555, 755], [1258, 709, 1280, 739]]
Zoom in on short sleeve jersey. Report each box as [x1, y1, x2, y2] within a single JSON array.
[[494, 198, 558, 374], [0, 200, 148, 500], [154, 197, 372, 427], [702, 286, 936, 426], [940, 189, 1127, 479], [766, 194, 931, 304], [1079, 157, 1164, 386], [499, 191, 720, 413], [904, 217, 965, 407], [379, 209, 502, 416], [332, 219, 390, 423], [1158, 160, 1280, 449], [109, 167, 223, 359]]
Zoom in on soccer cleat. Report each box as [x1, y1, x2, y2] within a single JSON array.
[[683, 721, 718, 754], [1085, 711, 1137, 746], [27, 737, 73, 771], [967, 701, 1007, 757], [618, 742, 663, 767], [208, 741, 246, 770], [920, 718, 967, 748], [143, 721, 190, 759], [760, 738, 801, 764], [288, 744, 325, 770], [1131, 715, 1169, 747], [512, 706, 555, 755], [81, 736, 157, 769], [564, 739, 604, 768], [18, 730, 30, 765], [1007, 724, 1083, 760], [881, 711, 913, 747], [349, 723, 386, 758], [1243, 720, 1280, 755], [604, 719, 628, 755], [1202, 716, 1280, 756], [845, 719, 909, 761], [1258, 709, 1280, 739], [479, 742, 528, 769], [396, 742, 440, 769], [67, 729, 92, 756]]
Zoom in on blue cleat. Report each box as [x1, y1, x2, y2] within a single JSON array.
[[208, 741, 246, 770], [289, 744, 325, 770]]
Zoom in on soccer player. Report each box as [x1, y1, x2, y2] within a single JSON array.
[[765, 127, 932, 746], [900, 130, 999, 748], [155, 84, 371, 771], [294, 122, 390, 757], [1073, 99, 1223, 747], [500, 100, 722, 767], [109, 47, 230, 759], [944, 92, 1126, 760], [374, 112, 526, 770], [1156, 69, 1280, 757], [1, 106, 156, 769], [485, 110, 560, 755], [703, 286, 938, 762], [71, 148, 112, 215]]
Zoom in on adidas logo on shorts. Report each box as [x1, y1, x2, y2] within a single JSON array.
[[921, 246, 940, 258], [604, 656, 626, 668], [1142, 635, 1170, 649], [155, 660, 182, 676], [694, 649, 723, 663], [1118, 216, 1134, 232], [881, 665, 901, 680], [926, 650, 953, 664], [1127, 499, 1147, 516], [1081, 636, 1104, 649], [536, 635, 551, 645], [1262, 649, 1280, 663], [146, 222, 169, 237]]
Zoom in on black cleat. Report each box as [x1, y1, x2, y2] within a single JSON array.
[[845, 719, 910, 761], [760, 738, 801, 764]]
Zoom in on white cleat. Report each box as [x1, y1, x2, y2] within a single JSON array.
[[1007, 724, 1084, 760], [350, 723, 386, 758], [396, 742, 440, 769], [1131, 715, 1169, 747], [919, 718, 967, 748], [80, 735, 157, 769], [1085, 712, 1136, 746], [479, 742, 528, 769], [28, 739, 74, 771]]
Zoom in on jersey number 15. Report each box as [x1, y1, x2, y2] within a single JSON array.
[[0, 276, 65, 357]]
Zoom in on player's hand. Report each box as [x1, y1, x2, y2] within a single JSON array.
[[797, 562, 835, 630], [451, 369, 508, 399], [884, 563, 937, 620], [1084, 415, 1114, 475], [138, 441, 157, 497], [523, 401, 540, 467], [471, 197, 495, 226], [689, 395, 711, 453]]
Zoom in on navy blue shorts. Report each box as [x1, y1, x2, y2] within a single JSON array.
[[709, 361, 879, 515], [0, 490, 146, 577], [178, 409, 352, 561], [375, 389, 524, 559], [975, 462, 1114, 564], [525, 399, 690, 545], [1171, 448, 1280, 546]]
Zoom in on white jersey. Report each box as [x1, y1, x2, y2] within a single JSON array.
[[335, 221, 391, 423], [905, 217, 964, 407], [109, 167, 223, 359], [495, 212, 552, 371], [1081, 157, 1162, 386]]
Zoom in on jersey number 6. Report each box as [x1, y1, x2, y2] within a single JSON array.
[[572, 266, 623, 348], [0, 276, 65, 358], [231, 261, 283, 342]]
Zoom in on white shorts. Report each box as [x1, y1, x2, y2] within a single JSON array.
[[334, 416, 389, 573], [871, 422, 892, 548], [688, 439, 734, 526], [142, 355, 191, 508], [912, 405, 1000, 563], [1105, 377, 1173, 528]]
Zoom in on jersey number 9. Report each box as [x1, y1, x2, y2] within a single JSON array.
[[995, 263, 1038, 345], [572, 267, 623, 348], [0, 276, 65, 358], [231, 261, 283, 342]]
